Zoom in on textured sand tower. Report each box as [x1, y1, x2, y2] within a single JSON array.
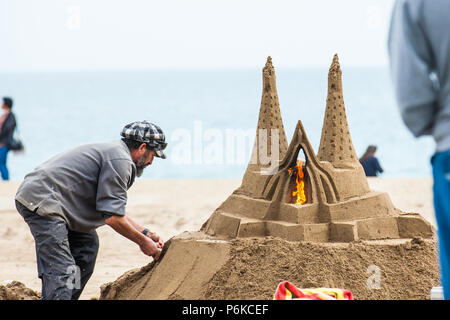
[[238, 56, 289, 197], [100, 56, 438, 300], [203, 55, 433, 243], [318, 54, 360, 168]]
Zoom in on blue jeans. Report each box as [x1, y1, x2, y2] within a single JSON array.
[[0, 145, 9, 180], [432, 150, 450, 300]]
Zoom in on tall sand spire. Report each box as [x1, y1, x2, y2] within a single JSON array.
[[251, 56, 288, 166], [238, 56, 289, 197], [317, 54, 359, 168]]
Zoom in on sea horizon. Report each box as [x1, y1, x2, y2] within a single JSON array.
[[0, 66, 435, 181]]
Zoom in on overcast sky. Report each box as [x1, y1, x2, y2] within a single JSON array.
[[0, 0, 395, 71]]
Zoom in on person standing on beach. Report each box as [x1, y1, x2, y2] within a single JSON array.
[[15, 120, 167, 300], [0, 97, 17, 180], [389, 0, 450, 299], [359, 145, 383, 177]]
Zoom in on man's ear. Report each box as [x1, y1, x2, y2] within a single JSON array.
[[138, 143, 147, 153]]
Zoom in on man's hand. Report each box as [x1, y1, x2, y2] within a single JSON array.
[[105, 215, 162, 259], [146, 232, 164, 248], [149, 232, 160, 242], [124, 216, 164, 248], [140, 238, 162, 260]]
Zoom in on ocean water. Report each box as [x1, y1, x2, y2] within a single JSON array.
[[0, 67, 435, 181]]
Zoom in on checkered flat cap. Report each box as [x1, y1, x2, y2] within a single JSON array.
[[121, 121, 167, 159]]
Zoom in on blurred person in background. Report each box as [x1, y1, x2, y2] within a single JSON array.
[[389, 0, 450, 299], [359, 145, 384, 177], [0, 97, 17, 180]]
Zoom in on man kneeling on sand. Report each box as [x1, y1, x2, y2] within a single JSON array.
[[15, 120, 167, 300]]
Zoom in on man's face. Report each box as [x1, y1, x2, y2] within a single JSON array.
[[135, 148, 156, 177]]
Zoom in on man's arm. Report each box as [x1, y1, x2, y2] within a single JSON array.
[[125, 216, 145, 233], [125, 216, 163, 244], [97, 160, 162, 257], [104, 215, 161, 260], [388, 0, 438, 137]]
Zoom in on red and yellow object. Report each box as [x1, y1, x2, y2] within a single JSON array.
[[274, 281, 353, 300]]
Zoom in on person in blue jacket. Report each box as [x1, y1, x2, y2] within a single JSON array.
[[0, 97, 17, 180], [388, 0, 450, 299], [359, 145, 383, 177]]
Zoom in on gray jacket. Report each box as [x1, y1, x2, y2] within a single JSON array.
[[388, 0, 450, 152], [15, 140, 136, 233]]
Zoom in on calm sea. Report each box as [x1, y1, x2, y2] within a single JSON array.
[[0, 67, 435, 181]]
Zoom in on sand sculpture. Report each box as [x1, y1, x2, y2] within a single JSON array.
[[202, 54, 433, 243], [100, 55, 438, 300]]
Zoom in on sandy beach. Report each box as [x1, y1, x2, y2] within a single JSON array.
[[0, 177, 436, 299]]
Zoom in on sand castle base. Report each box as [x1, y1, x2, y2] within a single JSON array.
[[100, 231, 439, 300], [204, 194, 434, 243]]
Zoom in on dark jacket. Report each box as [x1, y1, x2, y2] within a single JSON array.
[[360, 156, 383, 177], [0, 112, 17, 146]]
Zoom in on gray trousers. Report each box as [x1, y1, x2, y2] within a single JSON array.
[[15, 200, 99, 300]]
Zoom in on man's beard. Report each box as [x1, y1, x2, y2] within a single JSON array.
[[135, 152, 150, 177]]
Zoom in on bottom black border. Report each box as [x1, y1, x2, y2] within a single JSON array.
[[1, 300, 449, 319]]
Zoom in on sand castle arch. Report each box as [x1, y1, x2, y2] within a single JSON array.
[[202, 54, 433, 243]]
